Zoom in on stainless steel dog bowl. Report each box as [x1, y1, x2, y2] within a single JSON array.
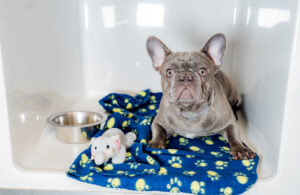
[[47, 111, 104, 144]]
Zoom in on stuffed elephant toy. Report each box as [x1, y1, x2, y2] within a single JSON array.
[[90, 128, 137, 165]]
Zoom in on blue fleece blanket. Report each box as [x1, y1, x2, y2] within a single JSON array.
[[67, 89, 259, 194]]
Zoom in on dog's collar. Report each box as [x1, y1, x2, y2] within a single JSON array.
[[180, 108, 208, 121]]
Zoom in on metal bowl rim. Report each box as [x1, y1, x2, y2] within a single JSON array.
[[47, 110, 105, 128]]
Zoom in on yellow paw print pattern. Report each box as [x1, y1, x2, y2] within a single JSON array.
[[107, 178, 121, 188], [148, 105, 156, 110], [127, 112, 134, 118], [135, 178, 149, 191], [79, 153, 91, 167], [186, 154, 195, 158], [150, 96, 157, 103], [112, 108, 123, 114], [108, 95, 115, 99], [140, 118, 151, 125], [205, 139, 214, 145], [126, 152, 132, 157], [195, 160, 207, 167], [132, 129, 138, 135], [158, 167, 168, 175], [151, 150, 162, 155], [138, 108, 147, 113], [117, 170, 136, 177], [106, 117, 115, 129], [215, 161, 228, 170], [94, 167, 102, 172], [82, 131, 87, 139], [220, 146, 230, 153], [234, 172, 248, 184], [166, 177, 182, 193], [242, 159, 255, 170], [218, 136, 226, 142], [138, 91, 146, 97], [207, 170, 221, 181], [210, 151, 223, 157], [117, 170, 128, 175], [135, 146, 139, 156], [80, 172, 94, 182], [67, 164, 77, 174], [202, 137, 214, 145], [122, 120, 130, 128], [128, 162, 141, 169], [168, 149, 177, 154], [126, 152, 133, 161], [146, 156, 156, 165], [126, 103, 132, 109], [189, 146, 204, 153], [103, 164, 114, 171], [67, 169, 76, 174], [190, 181, 205, 194], [168, 156, 182, 168], [143, 168, 156, 174], [179, 137, 189, 145], [183, 171, 196, 176], [220, 187, 233, 195]]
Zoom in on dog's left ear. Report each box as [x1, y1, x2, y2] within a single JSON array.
[[201, 33, 226, 70]]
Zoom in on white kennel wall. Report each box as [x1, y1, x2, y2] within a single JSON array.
[[1, 0, 300, 193]]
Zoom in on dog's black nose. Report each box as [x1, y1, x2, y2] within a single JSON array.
[[178, 73, 193, 82]]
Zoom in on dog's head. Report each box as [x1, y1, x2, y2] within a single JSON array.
[[146, 33, 226, 108]]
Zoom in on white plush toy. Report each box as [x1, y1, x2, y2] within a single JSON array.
[[91, 128, 136, 165]]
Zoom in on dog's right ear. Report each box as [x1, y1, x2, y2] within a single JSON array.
[[146, 36, 172, 71]]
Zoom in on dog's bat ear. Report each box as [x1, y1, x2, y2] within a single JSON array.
[[146, 36, 172, 71], [201, 33, 226, 70]]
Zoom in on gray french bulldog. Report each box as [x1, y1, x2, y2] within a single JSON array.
[[146, 33, 255, 160]]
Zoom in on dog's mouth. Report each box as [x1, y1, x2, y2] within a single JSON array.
[[177, 87, 195, 101]]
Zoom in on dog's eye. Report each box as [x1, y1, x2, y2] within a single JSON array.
[[106, 145, 110, 149], [199, 68, 207, 76], [94, 146, 97, 150], [166, 69, 174, 77]]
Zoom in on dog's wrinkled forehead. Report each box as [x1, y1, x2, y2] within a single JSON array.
[[161, 51, 213, 72]]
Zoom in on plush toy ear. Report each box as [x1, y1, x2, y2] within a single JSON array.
[[201, 33, 226, 70], [110, 135, 121, 154], [114, 139, 121, 154], [146, 36, 172, 71]]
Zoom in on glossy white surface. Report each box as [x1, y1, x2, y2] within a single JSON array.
[[0, 0, 300, 194]]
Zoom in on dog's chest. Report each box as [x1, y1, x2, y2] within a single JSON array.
[[161, 110, 224, 138]]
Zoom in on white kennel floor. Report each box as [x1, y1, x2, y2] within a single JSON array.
[[1, 0, 300, 194]]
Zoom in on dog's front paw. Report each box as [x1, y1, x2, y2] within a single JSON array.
[[231, 144, 255, 160], [149, 139, 166, 149]]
